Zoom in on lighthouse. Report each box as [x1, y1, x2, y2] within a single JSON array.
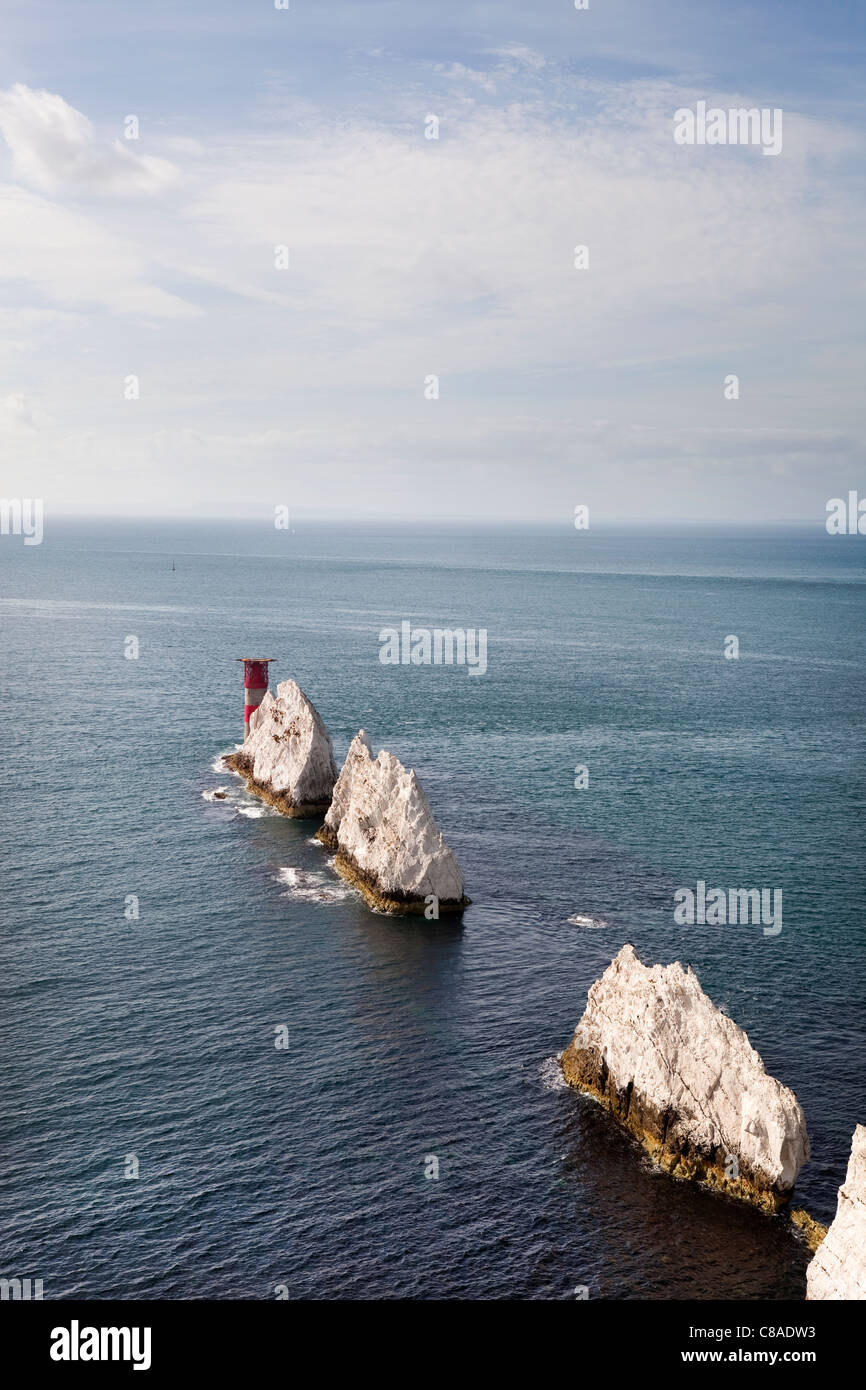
[[236, 658, 273, 738]]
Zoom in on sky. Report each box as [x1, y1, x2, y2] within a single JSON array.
[[0, 0, 863, 523]]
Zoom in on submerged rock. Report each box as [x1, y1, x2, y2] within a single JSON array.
[[806, 1125, 866, 1299], [560, 944, 809, 1211], [224, 679, 337, 817], [316, 730, 468, 914]]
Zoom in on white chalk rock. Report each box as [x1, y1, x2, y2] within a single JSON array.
[[230, 679, 337, 814], [318, 730, 467, 911], [561, 944, 809, 1209], [806, 1125, 866, 1300]]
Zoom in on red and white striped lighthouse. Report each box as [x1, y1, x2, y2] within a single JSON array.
[[236, 657, 273, 738]]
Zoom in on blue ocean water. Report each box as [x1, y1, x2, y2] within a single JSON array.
[[1, 520, 864, 1300]]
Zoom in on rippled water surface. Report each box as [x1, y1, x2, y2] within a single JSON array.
[[2, 521, 864, 1298]]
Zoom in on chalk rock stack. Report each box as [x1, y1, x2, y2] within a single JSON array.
[[806, 1125, 866, 1300], [316, 731, 468, 914], [561, 944, 809, 1211], [224, 679, 337, 817]]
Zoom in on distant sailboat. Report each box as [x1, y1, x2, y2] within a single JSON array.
[[171, 561, 176, 571]]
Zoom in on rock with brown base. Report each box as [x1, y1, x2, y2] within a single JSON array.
[[806, 1125, 866, 1299], [223, 679, 337, 817], [790, 1208, 828, 1254], [560, 944, 809, 1211], [316, 730, 468, 914]]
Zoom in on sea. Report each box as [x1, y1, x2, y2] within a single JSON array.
[[1, 520, 864, 1300]]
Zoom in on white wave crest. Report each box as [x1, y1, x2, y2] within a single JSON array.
[[277, 866, 353, 903], [202, 787, 230, 802], [213, 745, 244, 774], [540, 1054, 568, 1091]]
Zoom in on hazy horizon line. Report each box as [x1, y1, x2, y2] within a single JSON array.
[[29, 513, 841, 530]]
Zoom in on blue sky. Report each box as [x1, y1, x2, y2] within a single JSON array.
[[0, 0, 863, 521]]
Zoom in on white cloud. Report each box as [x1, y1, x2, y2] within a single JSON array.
[[0, 391, 46, 431], [0, 78, 862, 519], [432, 63, 499, 93], [0, 184, 197, 317], [485, 45, 547, 70], [162, 93, 862, 386], [0, 84, 180, 196], [433, 45, 547, 93]]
